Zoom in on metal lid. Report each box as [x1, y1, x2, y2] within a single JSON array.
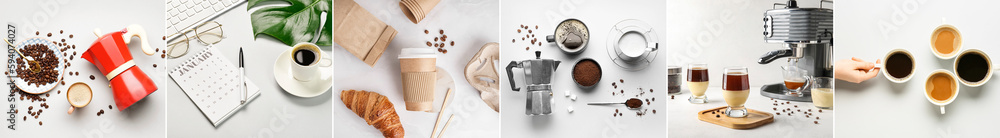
[[667, 66, 681, 74]]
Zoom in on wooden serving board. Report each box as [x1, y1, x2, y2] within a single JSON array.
[[697, 106, 774, 129]]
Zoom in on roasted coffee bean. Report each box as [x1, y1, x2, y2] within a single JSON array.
[[517, 29, 521, 33], [434, 37, 438, 41], [90, 75, 95, 80], [109, 105, 113, 109], [814, 121, 819, 124], [450, 41, 454, 46], [426, 42, 432, 46], [153, 64, 157, 68], [47, 33, 52, 37], [424, 29, 429, 34], [512, 39, 515, 43], [38, 121, 42, 126], [60, 30, 63, 34], [61, 39, 65, 42], [439, 30, 444, 34], [70, 34, 74, 38], [620, 79, 624, 83], [36, 31, 39, 35], [161, 36, 165, 40]]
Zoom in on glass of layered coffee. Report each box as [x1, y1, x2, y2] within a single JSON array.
[[687, 63, 709, 103], [722, 67, 750, 117]]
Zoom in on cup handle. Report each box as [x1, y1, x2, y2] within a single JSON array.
[[800, 76, 812, 92], [940, 106, 946, 114], [319, 56, 333, 80]]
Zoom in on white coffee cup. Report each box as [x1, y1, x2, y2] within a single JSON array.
[[925, 69, 959, 114], [290, 43, 332, 81], [953, 49, 993, 87], [882, 49, 916, 83]]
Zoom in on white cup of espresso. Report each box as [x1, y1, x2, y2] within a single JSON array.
[[882, 49, 916, 83], [953, 49, 993, 87], [925, 69, 959, 114], [290, 43, 332, 81]]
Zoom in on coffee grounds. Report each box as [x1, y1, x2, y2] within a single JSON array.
[[572, 59, 601, 86], [885, 52, 913, 79], [956, 52, 989, 82], [625, 98, 642, 108]]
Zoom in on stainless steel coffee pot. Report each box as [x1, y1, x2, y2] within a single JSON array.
[[506, 51, 561, 115]]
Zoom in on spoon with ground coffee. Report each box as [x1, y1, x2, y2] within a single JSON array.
[[588, 98, 643, 109], [3, 38, 41, 73]]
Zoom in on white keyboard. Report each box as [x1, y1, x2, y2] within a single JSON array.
[[165, 0, 246, 41]]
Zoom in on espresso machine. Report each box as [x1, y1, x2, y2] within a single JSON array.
[[506, 51, 561, 115], [758, 0, 833, 102]]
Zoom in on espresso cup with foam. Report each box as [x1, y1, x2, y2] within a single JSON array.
[[925, 69, 959, 114], [883, 49, 916, 83], [398, 48, 437, 112], [931, 24, 962, 59], [290, 43, 332, 81], [954, 49, 992, 87]]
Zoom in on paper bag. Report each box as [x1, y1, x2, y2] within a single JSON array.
[[334, 0, 397, 67]]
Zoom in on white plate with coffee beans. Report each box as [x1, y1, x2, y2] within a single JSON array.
[[9, 37, 66, 94]]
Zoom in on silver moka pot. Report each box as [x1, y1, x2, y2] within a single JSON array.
[[506, 51, 561, 115]]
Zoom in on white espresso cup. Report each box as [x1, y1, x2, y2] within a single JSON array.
[[290, 43, 332, 81], [925, 69, 959, 114]]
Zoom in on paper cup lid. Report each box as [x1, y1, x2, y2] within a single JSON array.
[[399, 48, 438, 59]]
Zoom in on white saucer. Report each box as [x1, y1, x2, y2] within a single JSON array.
[[606, 19, 659, 71], [273, 49, 332, 98], [431, 66, 457, 112], [10, 37, 65, 94]]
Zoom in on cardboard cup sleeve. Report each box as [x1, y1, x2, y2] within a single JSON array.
[[399, 0, 441, 23], [402, 72, 436, 112]]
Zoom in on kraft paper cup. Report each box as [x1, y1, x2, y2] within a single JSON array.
[[399, 48, 437, 112]]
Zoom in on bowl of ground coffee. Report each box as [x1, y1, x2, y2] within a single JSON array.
[[573, 58, 602, 88]]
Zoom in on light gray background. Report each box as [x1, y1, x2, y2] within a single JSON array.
[[666, 0, 833, 137], [1, 0, 166, 137], [332, 0, 501, 138], [835, 0, 1000, 137], [164, 1, 333, 137], [499, 0, 667, 137]]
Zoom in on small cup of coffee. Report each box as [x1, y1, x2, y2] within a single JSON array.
[[953, 49, 992, 87], [290, 43, 332, 81], [924, 69, 959, 114], [931, 24, 962, 59], [883, 49, 916, 83]]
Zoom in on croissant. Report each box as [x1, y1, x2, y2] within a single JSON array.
[[341, 90, 404, 138]]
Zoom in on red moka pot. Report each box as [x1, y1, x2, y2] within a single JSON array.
[[81, 25, 158, 111]]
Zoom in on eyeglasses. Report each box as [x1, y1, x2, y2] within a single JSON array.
[[166, 21, 224, 58]]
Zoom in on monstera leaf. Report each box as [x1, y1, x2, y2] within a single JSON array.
[[248, 0, 332, 46]]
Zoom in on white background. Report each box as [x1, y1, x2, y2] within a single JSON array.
[[666, 0, 833, 137], [499, 0, 667, 137], [835, 0, 1000, 137], [164, 1, 333, 137], [1, 0, 166, 137], [332, 0, 501, 137]]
